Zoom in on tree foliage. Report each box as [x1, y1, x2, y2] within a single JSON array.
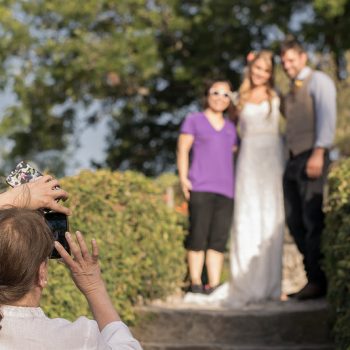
[[0, 0, 348, 175], [302, 0, 350, 78]]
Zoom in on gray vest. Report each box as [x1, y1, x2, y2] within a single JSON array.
[[284, 72, 315, 156]]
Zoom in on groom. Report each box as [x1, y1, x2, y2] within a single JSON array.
[[280, 38, 337, 300]]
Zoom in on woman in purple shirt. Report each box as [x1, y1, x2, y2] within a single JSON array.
[[177, 79, 238, 294]]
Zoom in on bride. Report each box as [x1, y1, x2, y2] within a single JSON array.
[[186, 50, 285, 306], [227, 50, 285, 306]]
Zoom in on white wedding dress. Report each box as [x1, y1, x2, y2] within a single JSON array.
[[184, 96, 285, 307]]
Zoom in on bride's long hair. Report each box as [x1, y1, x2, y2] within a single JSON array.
[[238, 50, 276, 114]]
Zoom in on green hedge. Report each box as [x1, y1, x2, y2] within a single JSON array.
[[41, 170, 186, 324], [323, 159, 350, 349]]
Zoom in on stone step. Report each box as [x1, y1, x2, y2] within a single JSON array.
[[141, 344, 334, 350], [132, 299, 333, 349]]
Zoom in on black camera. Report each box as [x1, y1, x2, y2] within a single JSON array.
[[44, 211, 70, 259]]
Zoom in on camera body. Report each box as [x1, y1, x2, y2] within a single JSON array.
[[44, 211, 70, 258], [6, 161, 70, 259]]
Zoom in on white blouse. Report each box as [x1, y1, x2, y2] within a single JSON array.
[[0, 305, 142, 350]]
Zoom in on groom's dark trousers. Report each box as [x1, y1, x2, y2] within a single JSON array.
[[283, 149, 329, 289]]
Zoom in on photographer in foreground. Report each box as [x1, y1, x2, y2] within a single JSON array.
[[0, 208, 142, 349]]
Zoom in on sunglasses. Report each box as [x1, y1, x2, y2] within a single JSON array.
[[208, 90, 231, 99]]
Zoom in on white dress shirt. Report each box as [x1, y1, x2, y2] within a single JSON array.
[[295, 66, 337, 149], [0, 305, 142, 350]]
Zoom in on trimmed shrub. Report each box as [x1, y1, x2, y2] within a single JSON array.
[[323, 159, 350, 349], [41, 170, 186, 323]]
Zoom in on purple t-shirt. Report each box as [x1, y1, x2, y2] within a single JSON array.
[[180, 112, 237, 199]]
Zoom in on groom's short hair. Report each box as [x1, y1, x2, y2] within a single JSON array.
[[280, 37, 306, 55]]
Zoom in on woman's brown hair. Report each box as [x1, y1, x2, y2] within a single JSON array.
[[238, 50, 276, 114], [0, 208, 54, 327]]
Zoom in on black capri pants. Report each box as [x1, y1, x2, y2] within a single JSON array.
[[185, 191, 234, 253]]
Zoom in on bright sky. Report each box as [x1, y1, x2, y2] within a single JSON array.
[[0, 89, 108, 176], [65, 115, 108, 176]]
